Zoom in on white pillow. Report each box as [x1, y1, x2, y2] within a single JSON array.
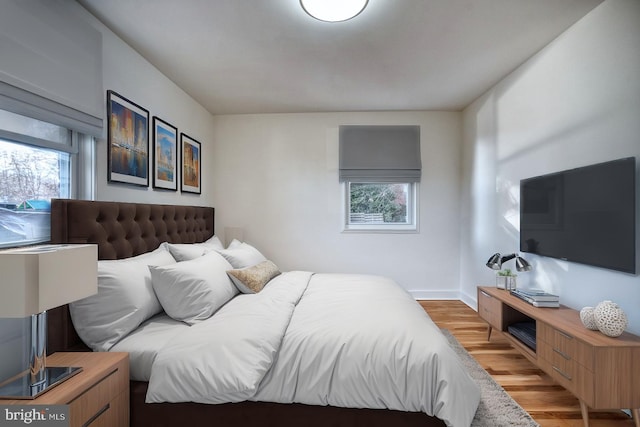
[[227, 238, 243, 249], [167, 243, 207, 262], [150, 251, 238, 324], [69, 243, 176, 352], [127, 242, 176, 264], [201, 235, 224, 250], [167, 235, 224, 261], [217, 241, 267, 269]]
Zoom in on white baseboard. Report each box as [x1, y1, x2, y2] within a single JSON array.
[[410, 290, 460, 300], [459, 289, 478, 310]]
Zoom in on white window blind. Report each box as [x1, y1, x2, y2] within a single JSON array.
[[0, 0, 103, 138], [339, 125, 421, 182]]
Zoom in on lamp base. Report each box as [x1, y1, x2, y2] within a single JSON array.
[[0, 366, 82, 399]]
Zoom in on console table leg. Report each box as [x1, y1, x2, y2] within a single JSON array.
[[579, 400, 590, 427], [487, 325, 492, 341], [631, 408, 640, 427]]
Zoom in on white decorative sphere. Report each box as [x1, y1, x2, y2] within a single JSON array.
[[579, 307, 599, 330], [594, 300, 628, 337]]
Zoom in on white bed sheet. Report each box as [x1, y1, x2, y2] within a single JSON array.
[[110, 313, 188, 381]]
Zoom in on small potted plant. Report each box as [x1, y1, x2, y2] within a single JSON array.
[[496, 269, 517, 290]]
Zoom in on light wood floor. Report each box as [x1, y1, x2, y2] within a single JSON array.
[[420, 300, 635, 427]]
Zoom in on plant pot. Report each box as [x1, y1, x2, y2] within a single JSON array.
[[496, 275, 516, 290]]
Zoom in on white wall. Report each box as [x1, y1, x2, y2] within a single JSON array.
[[71, 2, 216, 207], [460, 0, 640, 334], [211, 112, 463, 297], [0, 2, 217, 382]]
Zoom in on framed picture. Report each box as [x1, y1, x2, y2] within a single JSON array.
[[107, 90, 149, 187], [152, 117, 178, 191], [180, 133, 201, 194]]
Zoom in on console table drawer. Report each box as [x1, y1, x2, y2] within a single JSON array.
[[478, 289, 502, 330], [538, 340, 573, 373], [538, 323, 593, 369], [555, 362, 594, 405], [538, 345, 595, 404]]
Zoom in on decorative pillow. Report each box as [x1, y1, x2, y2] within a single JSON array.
[[167, 235, 224, 261], [227, 260, 281, 294], [150, 251, 239, 324], [217, 241, 267, 269], [69, 243, 176, 352]]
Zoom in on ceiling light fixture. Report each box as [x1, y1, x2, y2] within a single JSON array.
[[300, 0, 368, 22]]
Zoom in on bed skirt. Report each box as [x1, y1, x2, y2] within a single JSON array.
[[130, 381, 447, 427]]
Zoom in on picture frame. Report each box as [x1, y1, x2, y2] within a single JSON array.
[[107, 90, 149, 187], [180, 133, 201, 194], [152, 117, 178, 191]]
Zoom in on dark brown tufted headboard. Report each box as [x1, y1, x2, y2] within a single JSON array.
[[47, 198, 215, 353]]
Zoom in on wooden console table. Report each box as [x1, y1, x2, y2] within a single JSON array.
[[477, 286, 640, 427]]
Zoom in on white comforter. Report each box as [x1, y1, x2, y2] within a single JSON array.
[[146, 272, 480, 427]]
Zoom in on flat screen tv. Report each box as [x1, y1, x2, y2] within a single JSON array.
[[520, 157, 636, 274]]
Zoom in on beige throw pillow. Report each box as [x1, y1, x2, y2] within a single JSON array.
[[227, 260, 281, 293]]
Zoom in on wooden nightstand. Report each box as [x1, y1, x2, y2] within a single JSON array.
[[2, 352, 129, 427]]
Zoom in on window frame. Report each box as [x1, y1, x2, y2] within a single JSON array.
[[0, 112, 94, 248], [343, 180, 419, 233]]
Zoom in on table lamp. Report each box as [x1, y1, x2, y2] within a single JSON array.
[[486, 252, 532, 289], [486, 252, 532, 272], [0, 244, 97, 399]]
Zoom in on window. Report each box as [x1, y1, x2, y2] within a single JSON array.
[[0, 109, 92, 248], [339, 125, 421, 232], [345, 182, 418, 232]]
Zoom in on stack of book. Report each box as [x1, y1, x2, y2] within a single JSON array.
[[510, 288, 560, 308]]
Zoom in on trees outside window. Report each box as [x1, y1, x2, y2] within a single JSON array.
[[0, 139, 70, 247], [345, 182, 417, 232], [0, 141, 68, 204], [349, 183, 407, 223]]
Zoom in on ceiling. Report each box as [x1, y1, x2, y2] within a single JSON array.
[[77, 0, 603, 115]]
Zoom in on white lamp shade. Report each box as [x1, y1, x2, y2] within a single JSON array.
[[0, 244, 97, 317]]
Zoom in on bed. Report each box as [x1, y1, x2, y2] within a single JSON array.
[[46, 198, 480, 427]]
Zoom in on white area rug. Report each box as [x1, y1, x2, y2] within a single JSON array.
[[441, 329, 540, 427]]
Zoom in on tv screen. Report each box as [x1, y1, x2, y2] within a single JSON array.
[[520, 157, 636, 274]]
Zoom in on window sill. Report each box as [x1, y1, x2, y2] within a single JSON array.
[[342, 227, 419, 234]]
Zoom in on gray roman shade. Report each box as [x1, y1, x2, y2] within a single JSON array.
[[339, 125, 421, 182], [0, 0, 104, 137]]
